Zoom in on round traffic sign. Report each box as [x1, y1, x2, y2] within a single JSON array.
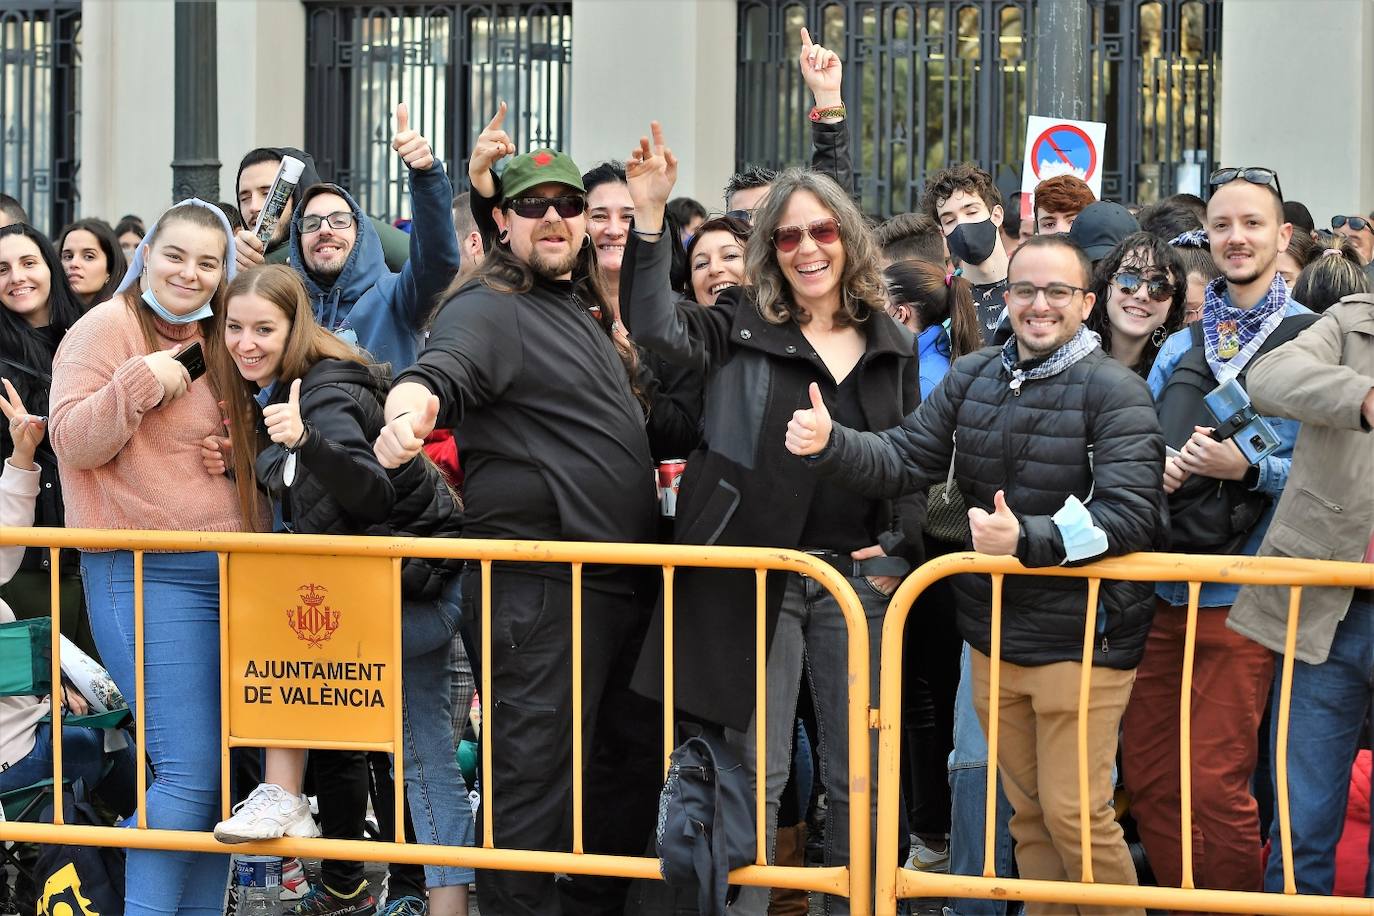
[[1031, 124, 1098, 182]]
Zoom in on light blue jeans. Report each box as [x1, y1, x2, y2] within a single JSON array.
[[400, 574, 476, 888], [82, 550, 230, 916], [1264, 590, 1374, 895], [947, 643, 1017, 916]]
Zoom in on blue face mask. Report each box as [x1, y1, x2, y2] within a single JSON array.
[[142, 284, 213, 325]]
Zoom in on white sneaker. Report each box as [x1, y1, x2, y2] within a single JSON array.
[[214, 784, 321, 844]]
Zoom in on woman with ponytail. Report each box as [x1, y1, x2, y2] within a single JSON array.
[[883, 257, 982, 398]]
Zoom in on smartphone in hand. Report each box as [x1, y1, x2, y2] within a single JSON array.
[[174, 341, 207, 382]]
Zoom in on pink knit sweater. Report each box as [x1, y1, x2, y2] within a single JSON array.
[[49, 299, 243, 535]]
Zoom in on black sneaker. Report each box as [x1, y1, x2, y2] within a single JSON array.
[[289, 880, 378, 916]]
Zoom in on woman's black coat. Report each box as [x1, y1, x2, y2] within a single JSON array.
[[620, 232, 923, 731], [255, 358, 463, 599]]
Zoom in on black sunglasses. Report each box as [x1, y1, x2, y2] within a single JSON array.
[[1208, 166, 1283, 202], [507, 195, 586, 220], [1112, 271, 1175, 303], [1332, 215, 1371, 233]]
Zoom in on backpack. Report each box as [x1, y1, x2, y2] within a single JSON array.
[[656, 726, 755, 916], [1155, 313, 1318, 554], [34, 788, 126, 916]]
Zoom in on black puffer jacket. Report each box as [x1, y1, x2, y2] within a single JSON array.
[[812, 345, 1166, 669], [255, 358, 463, 599]]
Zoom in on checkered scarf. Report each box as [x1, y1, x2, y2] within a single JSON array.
[[1000, 324, 1102, 391], [1201, 273, 1289, 382]]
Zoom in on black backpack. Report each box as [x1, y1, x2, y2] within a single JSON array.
[[656, 726, 755, 916], [1155, 313, 1317, 554]]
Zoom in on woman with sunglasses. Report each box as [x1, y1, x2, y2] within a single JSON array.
[[621, 123, 920, 915], [1086, 231, 1189, 376]]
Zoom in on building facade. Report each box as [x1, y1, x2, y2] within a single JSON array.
[[2, 0, 1371, 235]]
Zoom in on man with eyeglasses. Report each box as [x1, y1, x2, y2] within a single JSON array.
[[1331, 212, 1374, 273], [1122, 165, 1316, 899], [786, 233, 1165, 914], [285, 103, 460, 372], [375, 148, 659, 916]]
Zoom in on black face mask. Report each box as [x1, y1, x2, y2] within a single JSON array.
[[946, 218, 999, 266]]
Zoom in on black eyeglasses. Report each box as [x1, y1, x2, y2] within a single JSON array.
[[1112, 271, 1175, 303], [507, 196, 585, 220], [1208, 167, 1284, 202], [1332, 215, 1371, 233], [300, 211, 356, 234], [771, 218, 841, 253], [1004, 281, 1086, 308]]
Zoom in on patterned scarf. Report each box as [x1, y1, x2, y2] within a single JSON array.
[[1000, 325, 1102, 392], [1201, 272, 1289, 382]]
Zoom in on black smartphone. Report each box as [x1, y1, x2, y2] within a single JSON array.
[[174, 341, 207, 382]]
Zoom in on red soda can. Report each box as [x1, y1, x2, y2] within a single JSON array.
[[657, 459, 687, 518]]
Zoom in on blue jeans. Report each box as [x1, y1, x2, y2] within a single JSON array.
[[82, 550, 229, 916], [0, 721, 139, 817], [1264, 590, 1374, 895], [725, 572, 890, 916], [400, 574, 475, 888], [947, 644, 1017, 916]]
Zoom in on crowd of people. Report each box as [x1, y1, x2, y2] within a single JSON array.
[[2, 25, 1373, 916]]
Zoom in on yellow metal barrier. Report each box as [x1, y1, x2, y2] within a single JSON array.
[[873, 551, 1374, 916], [0, 526, 875, 913]]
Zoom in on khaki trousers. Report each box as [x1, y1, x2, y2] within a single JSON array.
[[971, 649, 1143, 916]]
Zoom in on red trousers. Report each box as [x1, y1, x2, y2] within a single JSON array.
[[1121, 600, 1273, 896]]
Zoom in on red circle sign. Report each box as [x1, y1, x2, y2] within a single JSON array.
[[1031, 124, 1098, 182]]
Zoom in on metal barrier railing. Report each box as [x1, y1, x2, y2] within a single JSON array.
[[873, 551, 1374, 916], [0, 527, 874, 912]]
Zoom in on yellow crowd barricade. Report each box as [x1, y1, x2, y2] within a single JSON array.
[[873, 551, 1374, 916], [0, 526, 875, 913]]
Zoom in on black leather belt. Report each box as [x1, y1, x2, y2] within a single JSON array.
[[804, 549, 911, 579]]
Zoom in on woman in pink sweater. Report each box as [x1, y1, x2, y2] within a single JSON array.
[[49, 199, 240, 915]]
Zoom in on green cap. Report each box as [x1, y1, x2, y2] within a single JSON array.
[[500, 149, 586, 202]]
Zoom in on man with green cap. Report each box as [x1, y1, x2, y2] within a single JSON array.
[[374, 146, 660, 916]]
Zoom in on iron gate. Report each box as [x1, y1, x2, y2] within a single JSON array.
[[304, 0, 571, 222], [737, 0, 1221, 217], [0, 0, 80, 236]]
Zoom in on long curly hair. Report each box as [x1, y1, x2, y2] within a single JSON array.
[[1087, 231, 1188, 376], [746, 168, 887, 327]]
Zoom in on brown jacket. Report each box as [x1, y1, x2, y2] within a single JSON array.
[[1228, 295, 1374, 662]]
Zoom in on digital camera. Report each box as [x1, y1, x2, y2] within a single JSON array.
[[1203, 378, 1281, 465]]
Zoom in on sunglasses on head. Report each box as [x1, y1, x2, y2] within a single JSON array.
[[1112, 271, 1175, 303], [771, 217, 841, 253], [1208, 166, 1283, 202], [1332, 215, 1371, 233], [507, 195, 586, 220]]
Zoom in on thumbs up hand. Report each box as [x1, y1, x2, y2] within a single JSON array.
[[392, 102, 435, 171], [374, 394, 440, 469], [968, 489, 1021, 556], [786, 382, 834, 457], [264, 378, 308, 449]]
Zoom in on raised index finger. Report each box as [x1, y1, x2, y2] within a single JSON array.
[[650, 120, 667, 153], [800, 26, 813, 52], [485, 100, 508, 133]]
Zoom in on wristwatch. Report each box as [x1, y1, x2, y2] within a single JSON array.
[[1242, 464, 1260, 489]]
